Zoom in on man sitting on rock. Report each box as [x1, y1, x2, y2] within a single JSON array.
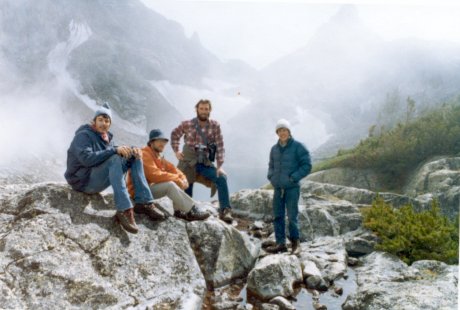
[[266, 119, 312, 254], [65, 103, 165, 234], [127, 129, 210, 221]]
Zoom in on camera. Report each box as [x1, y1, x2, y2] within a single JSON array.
[[208, 142, 217, 162], [195, 144, 207, 164]]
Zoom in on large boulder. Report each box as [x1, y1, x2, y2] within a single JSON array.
[[230, 189, 362, 242], [342, 252, 459, 310], [230, 189, 273, 220], [298, 197, 362, 241], [0, 183, 207, 309], [405, 157, 460, 194], [301, 180, 416, 207], [247, 254, 302, 300], [298, 237, 348, 283], [307, 167, 383, 191], [343, 228, 379, 257], [406, 157, 460, 220], [186, 218, 260, 288]]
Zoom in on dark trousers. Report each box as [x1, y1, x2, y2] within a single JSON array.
[[272, 186, 300, 244], [185, 163, 230, 211]]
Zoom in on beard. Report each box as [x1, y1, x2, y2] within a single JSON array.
[[197, 113, 209, 121]]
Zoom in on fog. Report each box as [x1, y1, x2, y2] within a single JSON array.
[[1, 0, 460, 199]]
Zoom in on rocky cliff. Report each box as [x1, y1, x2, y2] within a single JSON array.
[[307, 156, 460, 220], [0, 155, 457, 309]]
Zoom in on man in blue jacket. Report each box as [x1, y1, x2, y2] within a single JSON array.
[[266, 119, 312, 254], [65, 103, 165, 234]]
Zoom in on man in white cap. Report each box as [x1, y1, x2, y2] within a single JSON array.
[[65, 102, 165, 235], [266, 118, 312, 254]]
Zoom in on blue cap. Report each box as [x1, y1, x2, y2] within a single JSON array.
[[148, 129, 169, 143]]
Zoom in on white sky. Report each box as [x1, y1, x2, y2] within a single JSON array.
[[141, 0, 460, 68]]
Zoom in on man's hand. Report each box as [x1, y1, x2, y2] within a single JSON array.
[[131, 147, 142, 159], [117, 146, 132, 159], [175, 151, 184, 161], [180, 178, 189, 190], [217, 167, 226, 177]]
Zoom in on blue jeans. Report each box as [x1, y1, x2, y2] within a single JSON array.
[[273, 187, 300, 244], [82, 154, 153, 211], [185, 163, 230, 211]]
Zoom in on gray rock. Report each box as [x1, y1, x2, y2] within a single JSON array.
[[313, 302, 327, 310], [407, 157, 460, 219], [236, 304, 254, 310], [334, 285, 343, 295], [260, 303, 280, 310], [347, 257, 359, 267], [230, 189, 362, 242], [247, 254, 302, 300], [305, 275, 329, 291], [406, 157, 460, 194], [186, 218, 260, 288], [302, 260, 322, 278], [300, 180, 416, 208], [230, 189, 273, 220], [342, 252, 458, 310], [0, 183, 208, 309], [299, 237, 348, 282], [269, 296, 295, 310], [299, 197, 362, 241], [307, 167, 383, 191], [213, 300, 241, 310], [250, 220, 265, 230], [345, 237, 375, 257]]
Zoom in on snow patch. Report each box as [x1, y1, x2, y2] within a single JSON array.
[[47, 20, 145, 136], [152, 79, 251, 125]]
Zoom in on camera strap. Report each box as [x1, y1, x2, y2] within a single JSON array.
[[194, 118, 210, 146]]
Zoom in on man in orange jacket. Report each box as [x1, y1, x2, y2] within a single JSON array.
[[127, 129, 210, 221]]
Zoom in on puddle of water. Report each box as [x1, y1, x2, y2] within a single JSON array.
[[293, 268, 357, 309], [232, 268, 357, 309]]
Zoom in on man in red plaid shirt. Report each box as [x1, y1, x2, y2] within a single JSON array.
[[170, 99, 233, 223]]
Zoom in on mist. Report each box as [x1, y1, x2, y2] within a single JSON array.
[[1, 0, 460, 200]]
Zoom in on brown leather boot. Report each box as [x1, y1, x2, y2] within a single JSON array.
[[291, 239, 300, 255], [184, 206, 210, 221], [265, 243, 288, 254], [134, 202, 166, 220], [115, 208, 138, 234], [218, 207, 233, 224]]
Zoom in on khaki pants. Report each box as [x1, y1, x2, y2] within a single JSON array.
[[150, 181, 194, 213]]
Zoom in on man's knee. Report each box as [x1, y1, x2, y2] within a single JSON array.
[[107, 154, 122, 165], [165, 181, 178, 190]]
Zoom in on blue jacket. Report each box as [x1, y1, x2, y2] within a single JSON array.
[[64, 124, 117, 191], [268, 137, 312, 189]]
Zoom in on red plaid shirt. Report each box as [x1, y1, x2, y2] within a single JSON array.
[[171, 118, 225, 167]]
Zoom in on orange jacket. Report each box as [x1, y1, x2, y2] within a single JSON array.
[[127, 146, 186, 198]]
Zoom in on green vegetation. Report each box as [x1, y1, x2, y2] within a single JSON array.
[[314, 98, 460, 190], [362, 197, 459, 265]]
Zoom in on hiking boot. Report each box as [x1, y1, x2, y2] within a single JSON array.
[[184, 206, 210, 221], [291, 239, 300, 255], [265, 243, 288, 254], [174, 210, 187, 220], [134, 202, 166, 220], [219, 207, 233, 224], [115, 208, 138, 234]]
